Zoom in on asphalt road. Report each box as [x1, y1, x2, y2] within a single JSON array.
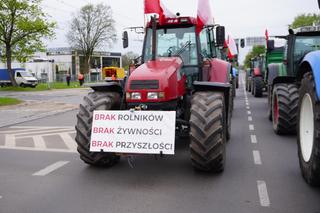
[[0, 73, 320, 213]]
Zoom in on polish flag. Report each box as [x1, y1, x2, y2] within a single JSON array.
[[196, 0, 214, 34], [160, 1, 175, 18], [144, 0, 162, 14], [227, 35, 238, 59], [265, 29, 269, 47], [265, 29, 269, 41], [144, 0, 175, 24]]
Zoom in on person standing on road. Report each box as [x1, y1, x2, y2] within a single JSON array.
[[66, 72, 71, 86], [78, 73, 84, 86]]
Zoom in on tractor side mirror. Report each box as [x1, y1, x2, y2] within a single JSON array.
[[240, 39, 245, 48], [216, 26, 225, 47], [122, 31, 129, 49], [267, 40, 275, 51]]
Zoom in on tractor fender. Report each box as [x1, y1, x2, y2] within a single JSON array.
[[85, 81, 124, 94], [208, 58, 231, 83], [267, 63, 288, 86], [299, 50, 320, 100]]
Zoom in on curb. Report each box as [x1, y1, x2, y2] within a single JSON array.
[[0, 108, 78, 128]]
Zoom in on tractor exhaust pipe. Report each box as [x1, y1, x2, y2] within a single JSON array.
[[151, 15, 157, 61]]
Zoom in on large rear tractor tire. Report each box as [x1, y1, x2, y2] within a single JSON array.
[[253, 76, 263, 97], [297, 73, 320, 186], [190, 91, 226, 172], [272, 83, 298, 134], [75, 91, 121, 167]]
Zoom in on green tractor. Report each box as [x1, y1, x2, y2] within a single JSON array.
[[246, 42, 284, 98], [266, 35, 301, 135]]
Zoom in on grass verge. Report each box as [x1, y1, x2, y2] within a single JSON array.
[[0, 82, 84, 91], [0, 97, 22, 106]]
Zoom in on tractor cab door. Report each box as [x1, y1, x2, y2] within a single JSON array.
[[199, 27, 216, 81]]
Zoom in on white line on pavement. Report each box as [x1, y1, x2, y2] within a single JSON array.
[[246, 102, 249, 106], [0, 146, 77, 153], [33, 136, 47, 149], [250, 135, 257, 144], [253, 150, 262, 165], [9, 126, 74, 129], [33, 161, 70, 176], [249, 124, 255, 131], [248, 116, 253, 121], [4, 135, 15, 148], [247, 111, 252, 115], [0, 127, 73, 134], [257, 180, 271, 207], [246, 106, 250, 110], [0, 196, 2, 199], [59, 133, 77, 151], [15, 131, 76, 139]]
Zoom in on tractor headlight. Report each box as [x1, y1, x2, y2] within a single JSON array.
[[131, 92, 142, 100], [147, 92, 158, 100]]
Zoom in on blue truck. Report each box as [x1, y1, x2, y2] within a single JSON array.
[[0, 68, 38, 87]]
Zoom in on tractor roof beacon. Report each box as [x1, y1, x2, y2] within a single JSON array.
[[75, 15, 233, 172]]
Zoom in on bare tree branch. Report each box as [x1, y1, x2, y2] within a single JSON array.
[[66, 3, 116, 74]]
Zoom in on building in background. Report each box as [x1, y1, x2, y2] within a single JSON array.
[[0, 47, 122, 83]]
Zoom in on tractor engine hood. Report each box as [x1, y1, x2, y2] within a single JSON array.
[[126, 57, 186, 102]]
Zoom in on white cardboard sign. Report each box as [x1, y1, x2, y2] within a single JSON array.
[[90, 110, 176, 155]]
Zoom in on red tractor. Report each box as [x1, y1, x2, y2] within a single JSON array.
[[75, 16, 233, 172]]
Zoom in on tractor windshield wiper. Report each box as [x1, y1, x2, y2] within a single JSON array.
[[173, 41, 191, 56]]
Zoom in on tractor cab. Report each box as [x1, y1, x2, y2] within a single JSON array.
[[123, 16, 226, 108], [276, 26, 320, 77]]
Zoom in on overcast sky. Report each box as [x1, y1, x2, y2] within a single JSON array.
[[42, 0, 319, 62]]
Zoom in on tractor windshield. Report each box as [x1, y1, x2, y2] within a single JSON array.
[[143, 26, 198, 65], [294, 35, 320, 62]]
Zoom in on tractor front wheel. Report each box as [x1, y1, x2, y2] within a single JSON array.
[[190, 91, 226, 172], [298, 73, 320, 186], [75, 91, 121, 167], [272, 83, 298, 134]]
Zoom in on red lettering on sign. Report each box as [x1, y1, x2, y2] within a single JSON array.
[[91, 141, 113, 148], [93, 127, 115, 134], [94, 114, 116, 121]]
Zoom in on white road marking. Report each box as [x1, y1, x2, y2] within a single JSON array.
[[33, 135, 47, 149], [248, 116, 253, 121], [246, 106, 250, 110], [0, 126, 77, 153], [9, 126, 74, 129], [0, 126, 73, 134], [0, 196, 2, 199], [246, 102, 250, 106], [33, 161, 69, 176], [257, 180, 271, 207], [253, 150, 262, 165], [250, 135, 257, 144], [59, 133, 78, 151], [249, 124, 255, 131], [15, 131, 76, 139], [4, 135, 15, 148], [247, 111, 251, 115], [0, 146, 76, 153]]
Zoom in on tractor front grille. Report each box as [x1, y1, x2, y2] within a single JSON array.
[[130, 80, 159, 90]]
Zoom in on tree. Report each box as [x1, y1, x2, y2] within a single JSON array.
[[122, 51, 139, 70], [290, 13, 320, 29], [0, 0, 55, 86], [67, 3, 116, 74], [244, 45, 265, 68]]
